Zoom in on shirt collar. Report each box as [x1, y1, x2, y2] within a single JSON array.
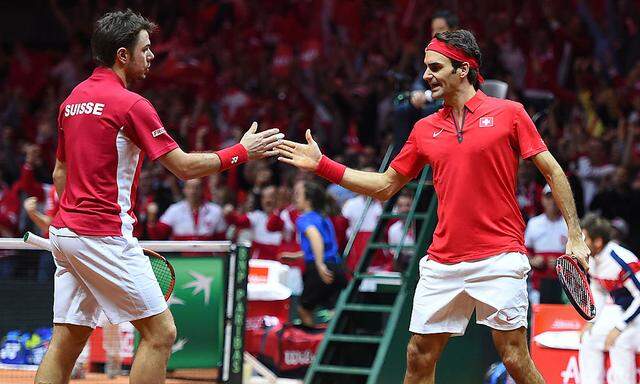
[[596, 241, 615, 259], [92, 66, 126, 88], [440, 90, 487, 118]]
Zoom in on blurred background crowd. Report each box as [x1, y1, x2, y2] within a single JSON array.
[[0, 0, 639, 305]]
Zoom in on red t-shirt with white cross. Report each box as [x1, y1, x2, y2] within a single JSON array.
[[52, 67, 178, 236], [390, 90, 547, 264]]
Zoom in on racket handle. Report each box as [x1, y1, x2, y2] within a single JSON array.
[[23, 231, 53, 251]]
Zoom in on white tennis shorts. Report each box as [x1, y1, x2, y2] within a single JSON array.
[[49, 226, 167, 328], [410, 252, 531, 335], [579, 304, 639, 384], [580, 303, 640, 350]]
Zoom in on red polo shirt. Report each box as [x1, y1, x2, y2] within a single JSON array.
[[390, 91, 547, 264], [53, 67, 178, 236]]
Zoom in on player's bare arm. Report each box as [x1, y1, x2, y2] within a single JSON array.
[[277, 129, 410, 201], [305, 226, 334, 284], [160, 122, 283, 180], [23, 197, 53, 233], [52, 159, 66, 196], [532, 150, 590, 269]]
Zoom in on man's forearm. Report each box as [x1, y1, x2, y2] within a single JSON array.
[[314, 155, 403, 201], [338, 168, 393, 200], [161, 144, 249, 180], [532, 152, 590, 264], [160, 150, 223, 180], [181, 152, 224, 179], [27, 211, 52, 233], [547, 171, 582, 238]]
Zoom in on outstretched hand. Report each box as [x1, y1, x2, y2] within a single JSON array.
[[276, 129, 322, 172], [240, 122, 284, 160]]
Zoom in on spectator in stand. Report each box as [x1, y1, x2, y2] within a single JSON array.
[[387, 190, 415, 272], [611, 217, 630, 246], [23, 187, 58, 236], [391, 9, 457, 155], [341, 167, 383, 273], [133, 166, 175, 239], [517, 161, 544, 221], [0, 145, 45, 236], [267, 182, 301, 258], [0, 144, 46, 277], [146, 178, 227, 241], [22, 185, 58, 281], [266, 182, 304, 294], [294, 180, 347, 328], [524, 184, 568, 304], [226, 185, 282, 260], [590, 167, 636, 227], [629, 170, 640, 252], [326, 193, 349, 257], [576, 139, 616, 210], [327, 182, 357, 211], [0, 172, 19, 238], [21, 144, 59, 237]]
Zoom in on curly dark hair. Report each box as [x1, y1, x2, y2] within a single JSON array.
[[434, 30, 482, 89], [91, 9, 157, 67]]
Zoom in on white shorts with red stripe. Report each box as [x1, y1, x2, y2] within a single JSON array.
[[410, 252, 531, 335], [49, 226, 167, 328]]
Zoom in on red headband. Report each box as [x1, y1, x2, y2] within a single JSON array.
[[426, 38, 484, 84]]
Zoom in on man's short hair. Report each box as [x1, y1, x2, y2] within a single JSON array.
[[91, 9, 157, 67], [434, 30, 482, 89], [431, 10, 459, 30], [581, 213, 613, 244]]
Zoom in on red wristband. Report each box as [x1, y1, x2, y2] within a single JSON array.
[[315, 155, 346, 184], [215, 143, 249, 171]]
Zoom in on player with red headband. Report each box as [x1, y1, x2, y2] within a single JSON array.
[[277, 29, 590, 383]]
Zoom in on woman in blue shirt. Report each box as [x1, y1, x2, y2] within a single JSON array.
[[294, 181, 347, 327]]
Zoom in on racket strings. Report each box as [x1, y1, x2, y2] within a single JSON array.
[[150, 256, 174, 296], [558, 258, 590, 312]]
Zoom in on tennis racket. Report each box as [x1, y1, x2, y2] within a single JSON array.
[[143, 248, 176, 301], [556, 254, 596, 320], [23, 231, 176, 301]]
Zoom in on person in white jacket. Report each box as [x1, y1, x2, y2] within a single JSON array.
[[579, 214, 640, 384]]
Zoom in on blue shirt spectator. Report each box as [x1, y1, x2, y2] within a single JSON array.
[[296, 210, 339, 265]]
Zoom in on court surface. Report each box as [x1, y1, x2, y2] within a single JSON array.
[[0, 368, 219, 383]]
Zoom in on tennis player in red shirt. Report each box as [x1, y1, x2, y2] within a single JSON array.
[[278, 29, 590, 384], [37, 10, 283, 384]]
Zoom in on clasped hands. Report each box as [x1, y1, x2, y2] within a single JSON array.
[[240, 123, 323, 172]]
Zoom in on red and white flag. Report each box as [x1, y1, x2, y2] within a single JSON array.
[[479, 116, 494, 127]]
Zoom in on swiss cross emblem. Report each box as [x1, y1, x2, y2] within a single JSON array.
[[231, 156, 239, 164], [479, 117, 494, 127]]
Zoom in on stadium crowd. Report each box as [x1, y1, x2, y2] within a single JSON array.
[[1, 0, 639, 305]]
